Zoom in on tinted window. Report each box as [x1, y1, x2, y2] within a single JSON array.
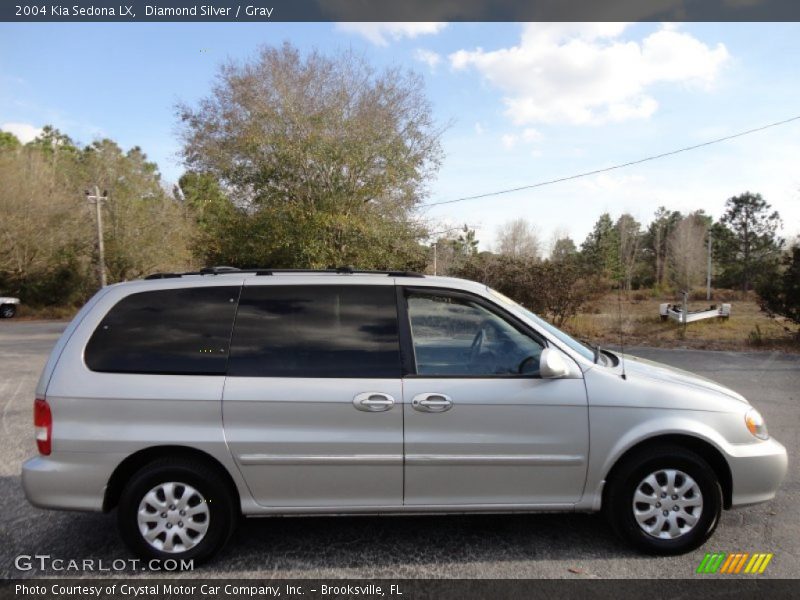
[[228, 285, 401, 378], [406, 292, 544, 376], [85, 286, 240, 375]]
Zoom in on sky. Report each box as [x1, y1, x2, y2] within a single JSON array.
[[1, 21, 799, 250]]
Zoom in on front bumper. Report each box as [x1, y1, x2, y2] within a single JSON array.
[[727, 437, 788, 507]]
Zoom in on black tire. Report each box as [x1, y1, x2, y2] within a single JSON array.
[[0, 304, 16, 318], [603, 445, 722, 555], [117, 457, 237, 565]]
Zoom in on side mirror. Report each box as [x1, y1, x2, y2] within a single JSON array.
[[539, 348, 570, 379]]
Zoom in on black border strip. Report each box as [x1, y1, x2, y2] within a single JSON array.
[[2, 578, 799, 600], [4, 0, 800, 22]]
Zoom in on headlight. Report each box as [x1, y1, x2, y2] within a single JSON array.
[[745, 408, 769, 440]]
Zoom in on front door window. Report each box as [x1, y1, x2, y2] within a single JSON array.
[[406, 292, 544, 376]]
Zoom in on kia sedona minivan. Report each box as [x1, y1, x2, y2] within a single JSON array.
[[22, 267, 787, 563]]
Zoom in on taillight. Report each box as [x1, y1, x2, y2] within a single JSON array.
[[33, 397, 52, 456]]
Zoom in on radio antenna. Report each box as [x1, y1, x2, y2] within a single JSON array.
[[617, 282, 628, 380]]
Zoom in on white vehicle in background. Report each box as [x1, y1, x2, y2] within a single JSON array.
[[0, 295, 20, 318]]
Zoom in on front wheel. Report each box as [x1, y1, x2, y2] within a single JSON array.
[[604, 446, 722, 555], [117, 458, 237, 564], [0, 304, 16, 318]]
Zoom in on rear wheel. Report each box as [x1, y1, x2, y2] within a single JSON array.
[[0, 304, 16, 318], [117, 458, 237, 564], [604, 446, 722, 555]]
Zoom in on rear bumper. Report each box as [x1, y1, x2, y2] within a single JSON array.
[[727, 437, 788, 507], [22, 453, 121, 512]]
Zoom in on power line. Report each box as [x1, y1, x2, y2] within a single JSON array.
[[423, 115, 800, 208]]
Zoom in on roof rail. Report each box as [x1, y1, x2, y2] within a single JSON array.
[[143, 266, 426, 280], [199, 266, 241, 275], [254, 268, 425, 277]]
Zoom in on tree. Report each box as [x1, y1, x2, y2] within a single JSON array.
[[714, 192, 783, 291], [643, 207, 682, 290], [0, 131, 21, 151], [430, 225, 479, 275], [550, 236, 578, 263], [757, 244, 800, 334], [0, 133, 92, 304], [581, 213, 620, 281], [26, 125, 77, 154], [496, 218, 541, 260], [615, 213, 642, 292], [452, 225, 479, 258], [667, 212, 710, 291], [81, 139, 195, 282], [176, 171, 238, 264], [0, 126, 198, 305], [177, 42, 443, 269]]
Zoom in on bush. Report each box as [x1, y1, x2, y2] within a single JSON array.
[[757, 246, 800, 334], [12, 262, 93, 307], [455, 254, 608, 325]]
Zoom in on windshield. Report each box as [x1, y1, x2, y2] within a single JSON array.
[[486, 287, 596, 362]]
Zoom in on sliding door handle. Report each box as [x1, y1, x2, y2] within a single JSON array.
[[412, 393, 453, 413], [353, 392, 395, 412]]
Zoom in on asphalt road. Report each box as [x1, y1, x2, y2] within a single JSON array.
[[1, 320, 798, 579]]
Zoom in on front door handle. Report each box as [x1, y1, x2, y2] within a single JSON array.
[[411, 393, 453, 413], [353, 392, 395, 412]]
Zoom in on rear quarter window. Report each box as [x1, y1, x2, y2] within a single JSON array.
[[85, 286, 240, 375]]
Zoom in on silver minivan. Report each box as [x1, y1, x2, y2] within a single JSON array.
[[22, 268, 788, 563]]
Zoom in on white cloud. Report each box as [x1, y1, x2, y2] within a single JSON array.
[[501, 133, 518, 149], [1, 122, 42, 143], [449, 23, 729, 125], [474, 122, 485, 135], [521, 127, 542, 142], [336, 22, 447, 46], [500, 127, 542, 150], [414, 48, 442, 71]]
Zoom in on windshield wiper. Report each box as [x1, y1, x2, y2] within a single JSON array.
[[593, 344, 602, 364], [581, 340, 603, 365], [581, 339, 602, 364]]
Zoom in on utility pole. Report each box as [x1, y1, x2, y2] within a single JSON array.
[[433, 242, 438, 276], [706, 228, 712, 301], [86, 186, 108, 287]]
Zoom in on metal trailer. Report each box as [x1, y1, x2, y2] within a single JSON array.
[[660, 291, 731, 324]]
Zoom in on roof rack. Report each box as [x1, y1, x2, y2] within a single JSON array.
[[199, 266, 241, 275], [144, 266, 426, 280]]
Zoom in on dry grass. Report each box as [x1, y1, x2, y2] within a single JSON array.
[[12, 304, 79, 321], [562, 289, 800, 353]]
